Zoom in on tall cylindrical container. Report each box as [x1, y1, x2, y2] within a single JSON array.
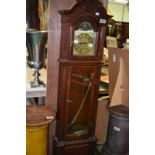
[[26, 124, 48, 155], [103, 105, 129, 154], [26, 105, 55, 155]]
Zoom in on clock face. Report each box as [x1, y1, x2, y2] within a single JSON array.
[[74, 33, 93, 54], [73, 22, 97, 56]]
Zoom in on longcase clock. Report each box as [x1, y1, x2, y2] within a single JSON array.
[[53, 0, 108, 155]]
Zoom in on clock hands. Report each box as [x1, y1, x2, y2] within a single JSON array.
[[74, 32, 95, 55]]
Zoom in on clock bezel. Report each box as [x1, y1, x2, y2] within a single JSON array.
[[70, 17, 100, 59]]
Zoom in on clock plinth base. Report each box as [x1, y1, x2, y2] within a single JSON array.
[[53, 136, 96, 155]]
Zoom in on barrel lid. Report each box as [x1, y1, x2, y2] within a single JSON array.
[[109, 105, 129, 117], [26, 105, 56, 126]]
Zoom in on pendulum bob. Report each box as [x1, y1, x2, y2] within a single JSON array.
[[26, 29, 47, 87]]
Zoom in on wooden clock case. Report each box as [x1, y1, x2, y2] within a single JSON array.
[[53, 0, 108, 155]]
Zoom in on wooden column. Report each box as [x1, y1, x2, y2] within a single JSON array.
[[46, 0, 76, 155]]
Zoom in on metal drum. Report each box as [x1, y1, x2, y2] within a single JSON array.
[[103, 105, 129, 154]]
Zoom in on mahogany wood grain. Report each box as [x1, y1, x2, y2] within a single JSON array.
[[46, 1, 76, 154]]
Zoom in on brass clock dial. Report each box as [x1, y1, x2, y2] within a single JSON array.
[[74, 33, 93, 54], [73, 22, 97, 56]]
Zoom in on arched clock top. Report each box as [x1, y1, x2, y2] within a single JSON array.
[[72, 21, 98, 57], [58, 0, 108, 60], [73, 16, 99, 31], [58, 0, 108, 26]]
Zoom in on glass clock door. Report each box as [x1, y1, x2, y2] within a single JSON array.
[[66, 66, 96, 137]]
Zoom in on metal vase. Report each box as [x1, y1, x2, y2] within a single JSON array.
[[26, 29, 47, 87]]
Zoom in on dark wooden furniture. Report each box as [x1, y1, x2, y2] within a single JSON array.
[[52, 0, 108, 155], [106, 20, 129, 48], [115, 22, 129, 48]]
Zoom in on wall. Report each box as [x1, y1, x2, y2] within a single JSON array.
[[108, 2, 129, 22]]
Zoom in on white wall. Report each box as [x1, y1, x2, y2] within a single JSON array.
[[108, 2, 129, 22]]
